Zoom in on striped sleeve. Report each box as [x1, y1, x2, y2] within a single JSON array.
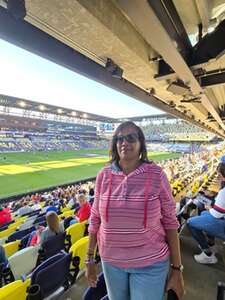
[[88, 169, 104, 234], [159, 170, 179, 230]]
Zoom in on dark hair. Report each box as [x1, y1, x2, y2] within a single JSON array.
[[109, 121, 149, 164], [217, 162, 225, 178]]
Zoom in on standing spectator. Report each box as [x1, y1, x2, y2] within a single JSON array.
[[86, 121, 184, 300]]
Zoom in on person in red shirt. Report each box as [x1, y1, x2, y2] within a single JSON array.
[[69, 191, 91, 226], [76, 192, 91, 222], [0, 208, 7, 227], [3, 205, 12, 223]]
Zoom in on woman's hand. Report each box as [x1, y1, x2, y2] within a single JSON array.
[[85, 263, 97, 287], [166, 270, 185, 299]]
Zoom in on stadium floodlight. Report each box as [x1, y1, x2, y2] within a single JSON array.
[[83, 113, 88, 118], [19, 100, 26, 107], [39, 104, 46, 111], [71, 111, 77, 116], [57, 108, 63, 114]]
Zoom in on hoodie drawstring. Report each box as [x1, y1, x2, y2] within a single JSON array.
[[105, 172, 112, 222], [143, 177, 151, 228], [105, 171, 150, 228]]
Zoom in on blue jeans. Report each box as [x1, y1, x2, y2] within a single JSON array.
[[101, 259, 169, 300], [187, 211, 225, 250]]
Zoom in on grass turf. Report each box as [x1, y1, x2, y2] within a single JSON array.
[[0, 150, 180, 199]]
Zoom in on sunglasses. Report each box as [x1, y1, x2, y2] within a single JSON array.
[[115, 133, 139, 144]]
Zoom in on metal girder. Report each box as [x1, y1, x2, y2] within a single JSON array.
[[0, 6, 217, 134], [147, 0, 192, 58], [116, 0, 225, 136], [155, 19, 225, 80], [198, 70, 225, 88], [195, 0, 211, 31]]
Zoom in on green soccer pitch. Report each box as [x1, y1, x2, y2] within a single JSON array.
[[0, 150, 180, 199]]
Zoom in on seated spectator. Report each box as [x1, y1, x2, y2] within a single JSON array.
[[18, 201, 33, 216], [69, 191, 91, 226], [187, 162, 225, 264], [2, 205, 12, 223], [46, 200, 58, 214], [40, 211, 64, 244], [67, 194, 77, 209], [0, 207, 10, 227], [28, 225, 45, 246]]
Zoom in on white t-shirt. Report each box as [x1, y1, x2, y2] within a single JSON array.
[[210, 186, 225, 219]]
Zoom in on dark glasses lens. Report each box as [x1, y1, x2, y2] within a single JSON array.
[[116, 133, 139, 143]]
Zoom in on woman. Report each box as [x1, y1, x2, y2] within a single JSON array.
[[187, 161, 225, 264], [40, 211, 64, 244], [86, 121, 184, 300], [69, 191, 91, 226]]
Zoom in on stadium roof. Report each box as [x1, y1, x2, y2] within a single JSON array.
[[0, 1, 225, 137], [0, 93, 117, 123]]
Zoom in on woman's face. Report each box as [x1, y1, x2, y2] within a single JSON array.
[[116, 126, 141, 162]]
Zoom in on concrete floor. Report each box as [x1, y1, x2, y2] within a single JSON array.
[[59, 231, 225, 300]]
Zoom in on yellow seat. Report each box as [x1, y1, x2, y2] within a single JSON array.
[[3, 240, 20, 257], [9, 219, 24, 229], [61, 207, 70, 213], [0, 279, 30, 300], [0, 227, 17, 239], [69, 236, 89, 270], [59, 210, 75, 220], [66, 221, 87, 245], [14, 216, 27, 223]]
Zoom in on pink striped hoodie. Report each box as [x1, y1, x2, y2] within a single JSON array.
[[88, 161, 179, 268]]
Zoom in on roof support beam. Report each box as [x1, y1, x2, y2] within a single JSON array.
[[0, 6, 217, 134], [147, 0, 192, 58], [116, 0, 225, 135]]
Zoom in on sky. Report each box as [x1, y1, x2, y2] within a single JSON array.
[[0, 39, 163, 118]]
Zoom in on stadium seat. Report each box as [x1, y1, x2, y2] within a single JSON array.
[[19, 216, 37, 231], [27, 251, 72, 299], [0, 227, 17, 239], [59, 209, 75, 220], [0, 279, 30, 300], [38, 232, 66, 262], [8, 245, 40, 280], [69, 236, 89, 271], [82, 272, 107, 300], [0, 237, 7, 246], [7, 226, 35, 243], [2, 240, 20, 258], [66, 221, 87, 247]]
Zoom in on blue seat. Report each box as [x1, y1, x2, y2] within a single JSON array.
[[28, 251, 73, 299], [38, 232, 65, 262], [7, 226, 35, 243], [82, 273, 107, 300], [33, 216, 46, 225]]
